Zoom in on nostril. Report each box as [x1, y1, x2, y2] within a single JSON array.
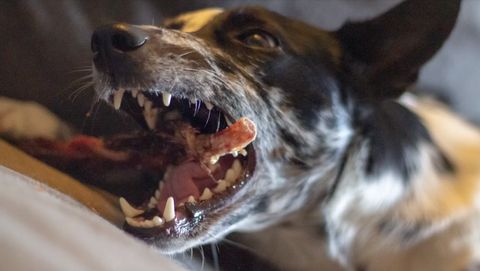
[[91, 23, 149, 54], [111, 31, 146, 52]]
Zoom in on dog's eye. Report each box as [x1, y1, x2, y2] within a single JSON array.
[[240, 32, 278, 48]]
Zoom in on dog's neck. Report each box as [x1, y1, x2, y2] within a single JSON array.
[[235, 95, 480, 271]]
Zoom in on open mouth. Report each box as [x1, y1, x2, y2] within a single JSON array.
[[108, 88, 257, 242]]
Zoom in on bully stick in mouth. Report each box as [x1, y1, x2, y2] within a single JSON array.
[[19, 117, 255, 172], [17, 117, 256, 196]]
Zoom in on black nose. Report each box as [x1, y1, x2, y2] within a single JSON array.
[[91, 23, 148, 54], [91, 24, 149, 84]]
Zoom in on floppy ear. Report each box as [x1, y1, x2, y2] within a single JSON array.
[[336, 0, 461, 99]]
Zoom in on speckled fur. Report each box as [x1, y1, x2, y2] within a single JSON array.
[[92, 3, 480, 271]]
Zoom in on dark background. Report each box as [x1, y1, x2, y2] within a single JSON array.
[[1, 0, 479, 137]]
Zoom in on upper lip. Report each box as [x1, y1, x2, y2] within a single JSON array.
[[110, 87, 234, 133]]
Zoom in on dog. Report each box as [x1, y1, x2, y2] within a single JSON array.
[[4, 0, 480, 270]]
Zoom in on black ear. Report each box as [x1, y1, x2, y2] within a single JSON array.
[[336, 0, 461, 99]]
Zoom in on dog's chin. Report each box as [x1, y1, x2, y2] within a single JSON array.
[[96, 84, 258, 254], [135, 197, 255, 254]]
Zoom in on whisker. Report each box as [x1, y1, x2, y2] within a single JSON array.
[[204, 108, 212, 128], [211, 243, 220, 271], [178, 51, 196, 58], [90, 100, 102, 134], [217, 238, 262, 257], [66, 74, 94, 90], [69, 81, 94, 101], [48, 75, 93, 101], [200, 245, 205, 271]]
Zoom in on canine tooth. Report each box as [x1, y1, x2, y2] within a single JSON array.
[[205, 102, 214, 110], [119, 197, 145, 218], [214, 180, 227, 193], [125, 217, 139, 227], [137, 93, 145, 107], [232, 160, 242, 176], [225, 169, 237, 184], [163, 92, 172, 106], [132, 90, 138, 98], [163, 197, 175, 222], [114, 88, 125, 110], [190, 98, 196, 104], [150, 197, 158, 205], [144, 220, 154, 228], [199, 188, 213, 201], [155, 189, 161, 200], [226, 118, 234, 127], [144, 100, 153, 113], [188, 196, 196, 203], [152, 216, 164, 226]]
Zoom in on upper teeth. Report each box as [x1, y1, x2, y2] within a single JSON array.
[[113, 90, 222, 124], [114, 88, 126, 110], [145, 100, 153, 112], [163, 92, 172, 107], [205, 102, 214, 110], [132, 90, 138, 98], [137, 93, 145, 107], [226, 118, 234, 127]]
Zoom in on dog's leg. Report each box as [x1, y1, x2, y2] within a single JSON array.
[[0, 96, 74, 141]]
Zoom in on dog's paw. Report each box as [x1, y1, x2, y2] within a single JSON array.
[[0, 97, 74, 141]]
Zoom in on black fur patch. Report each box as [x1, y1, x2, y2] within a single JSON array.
[[362, 101, 432, 182], [263, 56, 335, 131]]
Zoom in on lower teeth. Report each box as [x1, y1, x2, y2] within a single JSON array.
[[126, 216, 164, 228], [121, 158, 246, 229]]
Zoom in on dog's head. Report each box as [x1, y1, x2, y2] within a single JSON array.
[[91, 0, 460, 253]]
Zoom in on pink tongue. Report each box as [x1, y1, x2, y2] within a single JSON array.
[[157, 161, 213, 212]]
